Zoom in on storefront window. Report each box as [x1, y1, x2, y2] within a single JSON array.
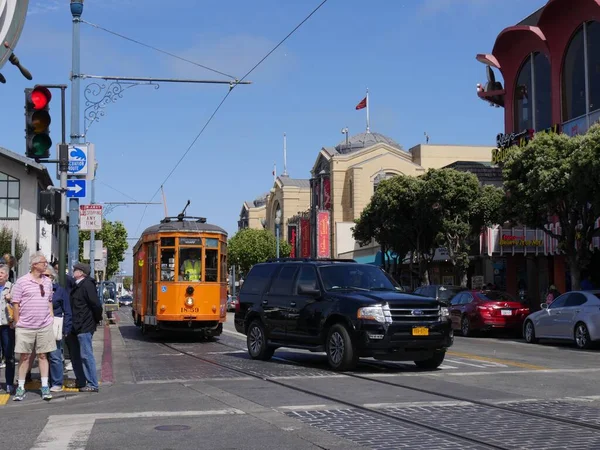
[[534, 53, 552, 130], [587, 21, 600, 113], [514, 57, 533, 131], [179, 238, 202, 282], [562, 26, 586, 121]]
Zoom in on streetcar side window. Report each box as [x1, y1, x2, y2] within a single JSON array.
[[179, 246, 202, 282], [160, 248, 175, 281], [205, 248, 218, 282], [220, 242, 227, 283]]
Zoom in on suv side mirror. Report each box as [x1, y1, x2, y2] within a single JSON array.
[[298, 284, 321, 297]]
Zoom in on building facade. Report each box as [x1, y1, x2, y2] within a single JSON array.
[[476, 0, 600, 300], [0, 146, 56, 275], [238, 194, 268, 231]]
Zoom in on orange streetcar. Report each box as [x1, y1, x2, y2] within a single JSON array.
[[132, 211, 228, 336]]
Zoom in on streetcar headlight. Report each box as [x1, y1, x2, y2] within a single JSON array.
[[185, 297, 194, 307]]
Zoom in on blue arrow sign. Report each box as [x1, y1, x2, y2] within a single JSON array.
[[67, 179, 86, 198]]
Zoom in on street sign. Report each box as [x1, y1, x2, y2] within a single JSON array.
[[83, 239, 103, 260], [80, 204, 102, 231], [67, 144, 89, 176], [67, 179, 86, 198]]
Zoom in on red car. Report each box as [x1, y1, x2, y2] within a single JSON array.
[[449, 290, 530, 336]]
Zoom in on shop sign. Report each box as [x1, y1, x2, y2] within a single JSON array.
[[499, 234, 543, 247], [323, 177, 331, 210], [300, 219, 310, 257], [317, 211, 331, 258], [287, 224, 297, 258], [491, 124, 560, 164]]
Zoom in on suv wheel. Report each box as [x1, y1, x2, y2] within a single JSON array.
[[247, 320, 275, 360], [326, 323, 358, 371], [414, 350, 445, 370]]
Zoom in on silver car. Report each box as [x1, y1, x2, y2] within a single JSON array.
[[523, 290, 600, 349]]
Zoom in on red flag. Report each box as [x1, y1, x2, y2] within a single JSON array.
[[355, 97, 367, 110]]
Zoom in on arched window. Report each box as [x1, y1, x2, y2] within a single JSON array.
[[514, 53, 551, 131], [562, 26, 586, 121], [587, 21, 600, 112], [0, 171, 20, 219], [373, 172, 396, 191]]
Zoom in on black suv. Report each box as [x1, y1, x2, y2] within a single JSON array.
[[234, 258, 453, 371]]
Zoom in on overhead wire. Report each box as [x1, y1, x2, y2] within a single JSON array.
[[133, 0, 330, 235], [97, 179, 139, 202], [80, 19, 238, 80]]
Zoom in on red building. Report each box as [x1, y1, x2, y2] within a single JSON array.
[[476, 0, 600, 300]]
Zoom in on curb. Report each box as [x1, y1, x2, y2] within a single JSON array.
[[100, 322, 114, 384]]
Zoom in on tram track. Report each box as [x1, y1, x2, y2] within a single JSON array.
[[155, 340, 504, 449]]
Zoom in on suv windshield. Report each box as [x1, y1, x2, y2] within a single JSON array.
[[318, 264, 400, 292]]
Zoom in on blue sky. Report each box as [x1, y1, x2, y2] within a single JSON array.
[[2, 0, 546, 273]]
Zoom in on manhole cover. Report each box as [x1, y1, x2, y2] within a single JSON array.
[[154, 425, 191, 431]]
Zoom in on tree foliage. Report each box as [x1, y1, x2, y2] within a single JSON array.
[[502, 124, 600, 289], [123, 276, 132, 290], [353, 169, 503, 287], [79, 219, 128, 279], [228, 228, 291, 275]]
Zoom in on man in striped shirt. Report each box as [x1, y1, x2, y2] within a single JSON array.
[[11, 251, 56, 401]]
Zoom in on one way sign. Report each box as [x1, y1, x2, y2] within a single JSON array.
[[67, 179, 86, 198]]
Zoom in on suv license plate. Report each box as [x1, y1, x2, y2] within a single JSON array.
[[412, 327, 429, 336]]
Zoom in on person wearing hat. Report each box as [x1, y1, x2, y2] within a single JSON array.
[[67, 262, 103, 392]]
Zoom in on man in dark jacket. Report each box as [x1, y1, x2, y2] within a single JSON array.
[[67, 263, 103, 392]]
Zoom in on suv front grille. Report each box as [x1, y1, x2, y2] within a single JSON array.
[[388, 305, 441, 323]]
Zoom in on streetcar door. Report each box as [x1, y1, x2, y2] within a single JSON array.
[[146, 242, 158, 316]]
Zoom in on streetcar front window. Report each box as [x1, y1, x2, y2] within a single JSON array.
[[205, 249, 218, 282], [179, 246, 202, 282], [160, 248, 175, 281]]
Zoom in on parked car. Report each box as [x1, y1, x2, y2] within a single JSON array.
[[234, 258, 453, 371], [523, 290, 600, 349], [449, 290, 530, 336], [413, 284, 466, 306]]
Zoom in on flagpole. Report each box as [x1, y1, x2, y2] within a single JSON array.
[[283, 133, 288, 176], [273, 162, 277, 182], [366, 88, 370, 133]]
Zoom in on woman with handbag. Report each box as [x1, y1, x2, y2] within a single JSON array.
[[0, 265, 15, 394], [44, 266, 72, 392]]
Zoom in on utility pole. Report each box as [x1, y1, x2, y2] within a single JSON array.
[[69, 0, 83, 274]]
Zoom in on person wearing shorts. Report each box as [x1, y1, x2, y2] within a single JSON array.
[[10, 252, 56, 401]]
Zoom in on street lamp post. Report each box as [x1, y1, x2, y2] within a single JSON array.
[[275, 210, 281, 258]]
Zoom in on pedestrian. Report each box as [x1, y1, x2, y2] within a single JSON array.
[[3, 254, 16, 283], [0, 265, 15, 394], [10, 252, 56, 401], [546, 285, 560, 305], [581, 274, 595, 290], [68, 262, 102, 393], [44, 266, 72, 392], [51, 261, 74, 371]]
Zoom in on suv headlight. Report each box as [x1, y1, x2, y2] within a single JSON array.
[[357, 304, 393, 324], [440, 307, 450, 318]]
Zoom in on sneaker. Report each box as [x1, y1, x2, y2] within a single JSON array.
[[6, 385, 14, 395], [0, 362, 5, 369], [41, 386, 52, 401], [50, 385, 63, 392], [79, 386, 99, 393], [64, 361, 73, 371], [13, 387, 26, 401]]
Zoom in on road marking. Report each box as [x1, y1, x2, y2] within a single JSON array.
[[270, 374, 347, 380], [206, 350, 247, 355], [439, 367, 600, 376], [134, 377, 254, 384], [0, 394, 9, 405], [439, 364, 458, 369], [222, 328, 246, 340], [447, 351, 547, 370], [31, 409, 245, 450], [278, 404, 347, 411]]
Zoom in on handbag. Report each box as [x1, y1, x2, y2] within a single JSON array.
[[3, 284, 13, 323], [52, 316, 64, 341]]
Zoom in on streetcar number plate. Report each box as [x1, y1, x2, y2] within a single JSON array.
[[501, 309, 512, 316], [412, 327, 429, 336], [181, 307, 199, 313]]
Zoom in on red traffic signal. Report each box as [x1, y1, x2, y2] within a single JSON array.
[[30, 86, 52, 110]]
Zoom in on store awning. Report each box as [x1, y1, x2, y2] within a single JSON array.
[[354, 251, 399, 266]]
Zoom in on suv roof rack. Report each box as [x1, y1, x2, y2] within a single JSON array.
[[265, 257, 356, 263]]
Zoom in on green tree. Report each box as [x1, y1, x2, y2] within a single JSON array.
[[502, 124, 600, 290], [228, 228, 291, 275], [79, 219, 128, 279], [421, 168, 503, 287], [0, 226, 27, 264], [123, 276, 132, 290], [353, 175, 438, 283]]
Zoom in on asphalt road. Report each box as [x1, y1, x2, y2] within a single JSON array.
[[2, 310, 600, 449]]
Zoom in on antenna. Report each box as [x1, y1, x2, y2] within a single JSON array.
[[424, 132, 430, 144], [177, 200, 191, 221], [283, 133, 288, 176], [160, 185, 168, 217]]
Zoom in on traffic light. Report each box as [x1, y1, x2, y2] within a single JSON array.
[[39, 190, 61, 223], [25, 85, 52, 160]]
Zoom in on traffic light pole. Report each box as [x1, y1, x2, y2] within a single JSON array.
[[69, 1, 83, 276]]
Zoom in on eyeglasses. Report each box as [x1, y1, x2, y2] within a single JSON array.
[[39, 284, 45, 297]]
